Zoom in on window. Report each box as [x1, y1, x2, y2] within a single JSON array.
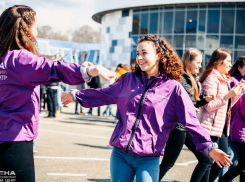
[[106, 27, 110, 33], [198, 10, 206, 33], [132, 14, 140, 34], [140, 13, 149, 34], [186, 11, 197, 33], [122, 10, 129, 17], [112, 40, 117, 46], [220, 36, 233, 49], [207, 10, 220, 33], [221, 10, 235, 33], [236, 10, 245, 34], [109, 47, 114, 53], [173, 35, 184, 48], [174, 11, 185, 33], [163, 12, 173, 33], [235, 36, 245, 49], [185, 35, 196, 48], [206, 35, 219, 49], [149, 12, 158, 34]]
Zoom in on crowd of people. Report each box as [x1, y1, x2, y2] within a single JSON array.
[[0, 5, 245, 182]]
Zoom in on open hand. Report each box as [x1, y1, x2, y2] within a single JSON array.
[[209, 149, 232, 168], [87, 65, 116, 81], [61, 91, 73, 105], [233, 79, 245, 95]]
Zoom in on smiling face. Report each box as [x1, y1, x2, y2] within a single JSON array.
[[189, 55, 202, 74], [216, 54, 232, 75], [136, 41, 160, 78]]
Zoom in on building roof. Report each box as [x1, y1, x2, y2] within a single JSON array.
[[92, 0, 245, 23]]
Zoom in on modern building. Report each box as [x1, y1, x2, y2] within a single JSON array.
[[92, 0, 245, 67], [36, 38, 101, 64]]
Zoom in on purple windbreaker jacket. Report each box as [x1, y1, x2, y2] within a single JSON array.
[[0, 49, 86, 143], [75, 72, 213, 156], [230, 75, 245, 142]]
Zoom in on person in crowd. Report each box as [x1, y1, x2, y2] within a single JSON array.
[[219, 56, 245, 182], [198, 48, 245, 182], [85, 75, 102, 116], [45, 82, 58, 118], [75, 84, 85, 114], [159, 48, 214, 182], [40, 85, 45, 111], [115, 63, 128, 81], [62, 34, 233, 182], [0, 5, 115, 182], [103, 77, 115, 117], [56, 82, 62, 114]]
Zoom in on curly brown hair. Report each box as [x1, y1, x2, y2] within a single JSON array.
[[133, 34, 184, 82], [0, 5, 39, 59]]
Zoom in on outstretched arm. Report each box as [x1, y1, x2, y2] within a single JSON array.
[[17, 50, 115, 86], [174, 84, 232, 168], [61, 73, 127, 107]]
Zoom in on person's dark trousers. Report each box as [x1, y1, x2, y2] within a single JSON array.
[[88, 107, 101, 116], [219, 142, 245, 182], [47, 88, 57, 117], [201, 133, 228, 182], [40, 86, 44, 111], [0, 141, 35, 182], [75, 102, 83, 113], [159, 128, 211, 182]]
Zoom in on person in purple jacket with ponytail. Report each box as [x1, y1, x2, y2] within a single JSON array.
[[0, 5, 115, 182], [219, 56, 245, 182], [62, 35, 232, 182]]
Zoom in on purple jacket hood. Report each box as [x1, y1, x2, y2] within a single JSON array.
[[76, 72, 213, 156]]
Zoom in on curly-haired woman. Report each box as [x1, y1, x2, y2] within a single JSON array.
[[62, 35, 232, 182], [0, 5, 115, 182]]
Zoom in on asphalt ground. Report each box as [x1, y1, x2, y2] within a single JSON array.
[[35, 103, 239, 182]]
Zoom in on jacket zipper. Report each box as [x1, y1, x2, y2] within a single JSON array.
[[126, 77, 156, 153]]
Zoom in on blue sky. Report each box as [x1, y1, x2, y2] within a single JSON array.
[[0, 0, 101, 33]]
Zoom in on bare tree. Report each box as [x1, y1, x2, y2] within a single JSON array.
[[71, 25, 101, 43], [37, 25, 100, 43], [37, 26, 69, 41]]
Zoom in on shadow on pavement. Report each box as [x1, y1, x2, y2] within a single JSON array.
[[161, 180, 181, 182], [87, 179, 111, 182], [74, 143, 113, 150], [58, 119, 116, 128]]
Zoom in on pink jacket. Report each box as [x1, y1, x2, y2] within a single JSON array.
[[197, 69, 229, 137]]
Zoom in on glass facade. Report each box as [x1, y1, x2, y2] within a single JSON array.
[[131, 4, 245, 66]]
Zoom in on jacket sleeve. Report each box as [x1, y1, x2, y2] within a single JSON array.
[[202, 75, 227, 112], [174, 84, 213, 152], [180, 76, 195, 104], [16, 50, 86, 86], [195, 95, 208, 108], [75, 74, 125, 108]]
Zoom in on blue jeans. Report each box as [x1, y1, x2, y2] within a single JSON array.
[[110, 147, 159, 182], [103, 105, 113, 116]]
